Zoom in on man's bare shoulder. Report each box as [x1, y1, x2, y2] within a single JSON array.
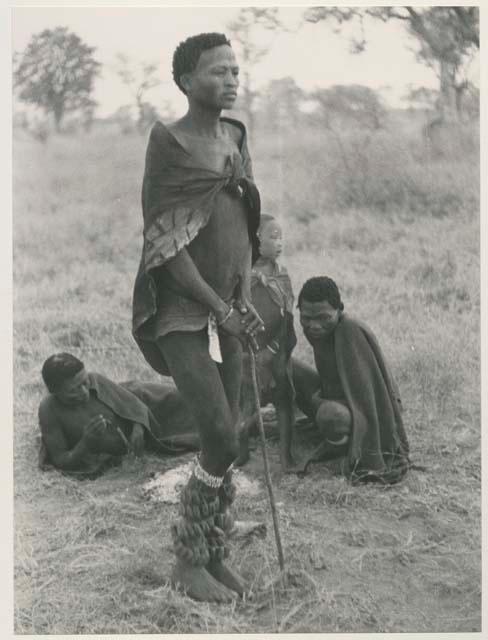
[[221, 118, 245, 146], [38, 394, 59, 423]]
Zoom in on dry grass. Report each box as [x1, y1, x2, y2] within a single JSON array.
[[13, 119, 480, 633]]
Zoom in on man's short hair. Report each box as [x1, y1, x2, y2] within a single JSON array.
[[41, 353, 84, 393], [172, 32, 231, 94], [297, 276, 344, 311]]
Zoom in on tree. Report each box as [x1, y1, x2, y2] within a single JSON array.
[[313, 84, 386, 131], [114, 53, 168, 133], [258, 77, 305, 131], [404, 86, 439, 113], [304, 7, 479, 123], [13, 27, 101, 131], [226, 8, 280, 136]]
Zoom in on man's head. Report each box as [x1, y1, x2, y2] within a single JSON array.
[[258, 215, 283, 261], [41, 353, 90, 405], [298, 277, 344, 342], [172, 33, 238, 110]]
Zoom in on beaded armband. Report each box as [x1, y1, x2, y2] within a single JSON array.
[[193, 456, 224, 489]]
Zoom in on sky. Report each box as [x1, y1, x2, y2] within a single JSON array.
[[12, 6, 480, 118]]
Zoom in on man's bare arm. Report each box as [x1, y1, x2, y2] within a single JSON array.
[[165, 246, 264, 337], [164, 248, 230, 322], [39, 407, 107, 470], [39, 408, 89, 470]]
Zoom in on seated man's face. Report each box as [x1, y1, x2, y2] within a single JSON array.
[[300, 299, 340, 342], [259, 222, 283, 260], [55, 368, 90, 405]]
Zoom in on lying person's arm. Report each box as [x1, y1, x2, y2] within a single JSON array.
[[38, 405, 105, 470]]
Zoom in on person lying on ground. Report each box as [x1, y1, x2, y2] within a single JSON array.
[[38, 353, 200, 476], [297, 276, 410, 484]]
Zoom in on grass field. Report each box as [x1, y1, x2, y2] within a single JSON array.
[[13, 120, 481, 633]]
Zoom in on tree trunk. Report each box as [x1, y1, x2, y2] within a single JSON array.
[[53, 103, 64, 132], [437, 58, 458, 123]]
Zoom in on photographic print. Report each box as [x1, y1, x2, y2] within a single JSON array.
[[12, 4, 481, 634]]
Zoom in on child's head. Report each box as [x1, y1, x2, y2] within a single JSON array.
[[257, 215, 283, 260]]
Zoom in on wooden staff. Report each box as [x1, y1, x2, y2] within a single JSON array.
[[247, 344, 285, 572]]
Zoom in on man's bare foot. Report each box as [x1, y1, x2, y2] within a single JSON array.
[[207, 560, 248, 596], [171, 560, 235, 602]]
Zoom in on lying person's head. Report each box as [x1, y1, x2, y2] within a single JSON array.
[[41, 353, 90, 405], [298, 276, 344, 342], [257, 215, 283, 261]]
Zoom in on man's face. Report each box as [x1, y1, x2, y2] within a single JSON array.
[[259, 221, 283, 261], [300, 299, 341, 343], [184, 45, 239, 110], [55, 368, 90, 406]]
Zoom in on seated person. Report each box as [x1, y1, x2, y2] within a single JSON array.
[[38, 353, 199, 475], [251, 214, 294, 317], [296, 276, 410, 484]]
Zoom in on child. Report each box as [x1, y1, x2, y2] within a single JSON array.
[[238, 215, 298, 470], [252, 215, 294, 322]]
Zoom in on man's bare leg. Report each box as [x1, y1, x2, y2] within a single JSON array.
[[159, 330, 245, 600], [205, 333, 248, 595]]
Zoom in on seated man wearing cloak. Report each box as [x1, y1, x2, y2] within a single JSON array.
[[38, 353, 200, 477], [296, 276, 410, 484]]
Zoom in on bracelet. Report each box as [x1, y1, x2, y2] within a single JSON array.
[[217, 306, 234, 326], [266, 340, 280, 355]]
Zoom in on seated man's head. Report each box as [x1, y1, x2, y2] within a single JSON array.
[[298, 276, 344, 342], [172, 32, 238, 110], [257, 215, 283, 261], [41, 353, 90, 405]]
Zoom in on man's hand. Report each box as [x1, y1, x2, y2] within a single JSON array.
[[236, 299, 265, 336], [130, 423, 145, 458], [83, 415, 107, 451], [219, 305, 263, 351]]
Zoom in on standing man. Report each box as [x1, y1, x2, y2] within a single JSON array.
[[132, 33, 263, 602]]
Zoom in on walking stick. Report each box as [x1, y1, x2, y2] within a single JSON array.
[[247, 343, 285, 573]]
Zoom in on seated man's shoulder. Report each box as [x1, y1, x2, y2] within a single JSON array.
[[341, 314, 378, 343], [38, 394, 58, 423]]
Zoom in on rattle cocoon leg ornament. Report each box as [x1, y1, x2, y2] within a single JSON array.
[[171, 473, 220, 566], [208, 468, 236, 560], [205, 467, 248, 596], [169, 463, 237, 602]]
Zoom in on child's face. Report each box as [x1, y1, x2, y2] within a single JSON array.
[[259, 221, 283, 260]]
